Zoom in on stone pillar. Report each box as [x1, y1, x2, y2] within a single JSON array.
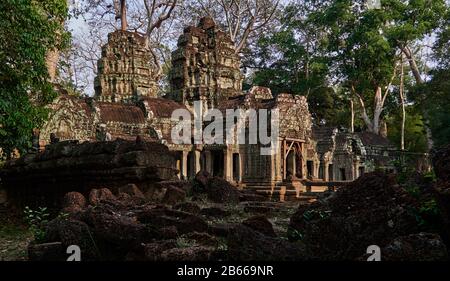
[[324, 161, 329, 181], [205, 150, 212, 174], [195, 150, 201, 174], [182, 151, 188, 180], [224, 149, 232, 181]]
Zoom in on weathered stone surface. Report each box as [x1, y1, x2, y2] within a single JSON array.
[[62, 192, 86, 213], [185, 232, 219, 247], [129, 240, 177, 261], [136, 208, 208, 234], [161, 185, 186, 205], [194, 170, 210, 192], [380, 233, 448, 261], [43, 218, 100, 260], [206, 177, 240, 204], [1, 140, 177, 209], [173, 202, 201, 215], [118, 184, 145, 199], [169, 17, 243, 107], [95, 30, 159, 102], [208, 223, 235, 238], [288, 172, 421, 260], [227, 225, 306, 261], [28, 242, 65, 261], [200, 207, 230, 218], [83, 205, 157, 250], [243, 215, 276, 237], [89, 188, 116, 205], [160, 246, 216, 261]]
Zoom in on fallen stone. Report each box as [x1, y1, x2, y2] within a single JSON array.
[[173, 202, 201, 215], [118, 184, 145, 199], [28, 242, 65, 261], [227, 225, 306, 261], [61, 192, 86, 213], [200, 207, 230, 218], [206, 177, 240, 204], [89, 188, 116, 205], [243, 215, 276, 237], [162, 185, 186, 205]]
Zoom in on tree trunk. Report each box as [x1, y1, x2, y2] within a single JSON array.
[[400, 54, 406, 151], [372, 86, 384, 135], [401, 45, 433, 151], [350, 99, 354, 133], [120, 0, 127, 31]]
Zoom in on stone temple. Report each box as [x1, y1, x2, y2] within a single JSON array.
[[38, 17, 403, 197]]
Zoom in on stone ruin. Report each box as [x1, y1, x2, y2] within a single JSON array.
[[169, 17, 244, 109], [0, 139, 178, 209], [3, 17, 411, 206], [94, 30, 159, 103], [0, 13, 446, 262]]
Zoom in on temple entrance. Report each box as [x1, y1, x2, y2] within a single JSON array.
[[286, 150, 296, 178], [307, 161, 314, 177], [187, 151, 195, 179], [211, 150, 224, 177], [328, 164, 334, 181], [319, 161, 325, 180], [283, 138, 304, 180], [174, 151, 183, 179], [232, 153, 240, 182]]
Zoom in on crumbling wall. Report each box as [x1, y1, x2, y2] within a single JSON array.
[[94, 30, 159, 102], [169, 17, 244, 108], [0, 139, 177, 209]]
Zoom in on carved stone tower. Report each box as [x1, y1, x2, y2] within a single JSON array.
[[169, 17, 244, 109], [94, 30, 159, 103]]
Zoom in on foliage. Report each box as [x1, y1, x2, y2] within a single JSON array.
[[0, 0, 69, 157], [414, 69, 450, 147], [386, 107, 428, 152], [23, 206, 50, 243]]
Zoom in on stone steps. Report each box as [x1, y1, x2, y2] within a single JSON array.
[[243, 183, 320, 202]]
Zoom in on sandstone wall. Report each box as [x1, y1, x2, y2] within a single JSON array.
[[0, 140, 177, 209]]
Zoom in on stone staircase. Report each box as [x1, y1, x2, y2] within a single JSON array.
[[242, 182, 323, 203]]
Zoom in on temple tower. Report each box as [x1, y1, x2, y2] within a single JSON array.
[[94, 30, 159, 103], [169, 17, 244, 109]]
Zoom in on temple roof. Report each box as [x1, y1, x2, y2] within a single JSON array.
[[97, 102, 146, 124], [356, 131, 393, 147], [141, 97, 188, 118]]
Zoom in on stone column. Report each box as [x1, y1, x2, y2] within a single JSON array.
[[205, 150, 212, 174], [224, 149, 232, 181], [182, 151, 188, 180], [195, 150, 201, 174]]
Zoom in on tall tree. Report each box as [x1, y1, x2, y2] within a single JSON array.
[[0, 0, 69, 157], [185, 0, 280, 54], [68, 0, 179, 94]]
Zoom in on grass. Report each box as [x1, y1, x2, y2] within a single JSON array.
[[0, 223, 32, 261]]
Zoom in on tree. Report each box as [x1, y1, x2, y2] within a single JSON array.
[[68, 0, 179, 94], [185, 0, 280, 54], [383, 0, 448, 150], [0, 0, 69, 158], [311, 0, 447, 136]]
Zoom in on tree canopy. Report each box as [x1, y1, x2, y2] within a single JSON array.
[[0, 0, 68, 157]]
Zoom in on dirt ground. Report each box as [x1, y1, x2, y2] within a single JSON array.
[[0, 210, 32, 261]]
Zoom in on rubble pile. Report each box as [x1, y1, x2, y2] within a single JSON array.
[[288, 171, 448, 261], [0, 139, 178, 209], [27, 182, 303, 261]]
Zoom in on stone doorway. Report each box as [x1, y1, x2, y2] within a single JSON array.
[[286, 150, 296, 178], [232, 153, 240, 182], [187, 151, 196, 179], [211, 150, 224, 177]]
